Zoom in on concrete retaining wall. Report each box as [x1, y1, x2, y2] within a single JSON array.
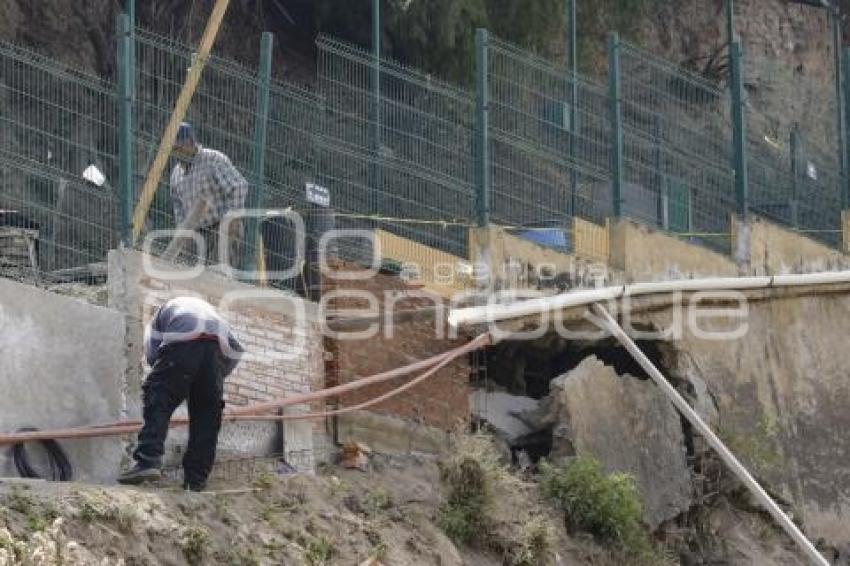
[[0, 278, 126, 482]]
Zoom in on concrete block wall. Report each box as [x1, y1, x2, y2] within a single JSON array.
[[109, 250, 327, 471]]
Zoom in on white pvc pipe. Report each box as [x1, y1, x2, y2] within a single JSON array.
[[591, 304, 828, 566], [447, 270, 850, 327]]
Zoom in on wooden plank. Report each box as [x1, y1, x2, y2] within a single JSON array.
[[131, 0, 232, 241]]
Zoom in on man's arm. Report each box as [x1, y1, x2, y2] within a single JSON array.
[[144, 307, 164, 367], [170, 165, 187, 226], [213, 154, 249, 212]]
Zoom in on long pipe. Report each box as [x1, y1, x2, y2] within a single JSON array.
[[0, 335, 488, 446], [447, 270, 850, 327], [590, 304, 828, 566]]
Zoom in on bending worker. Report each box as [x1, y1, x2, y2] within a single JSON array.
[[118, 296, 243, 491]]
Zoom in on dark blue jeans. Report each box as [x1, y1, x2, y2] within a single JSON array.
[[133, 340, 225, 487]]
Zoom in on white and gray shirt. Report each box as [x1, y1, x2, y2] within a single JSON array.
[[144, 296, 243, 376]]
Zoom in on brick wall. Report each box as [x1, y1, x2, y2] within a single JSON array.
[[323, 261, 471, 431], [109, 250, 327, 471]]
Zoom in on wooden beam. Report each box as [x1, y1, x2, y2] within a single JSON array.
[[130, 0, 231, 242]]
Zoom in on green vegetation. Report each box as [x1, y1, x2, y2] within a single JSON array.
[[76, 492, 138, 534], [6, 486, 57, 533], [507, 516, 554, 566], [316, 0, 563, 83], [719, 414, 781, 473], [437, 445, 493, 544], [314, 0, 662, 82], [182, 525, 211, 566], [437, 434, 553, 564], [304, 535, 336, 566], [540, 456, 662, 564]]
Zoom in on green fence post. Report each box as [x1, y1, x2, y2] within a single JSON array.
[[608, 32, 623, 219], [243, 32, 273, 274], [654, 115, 664, 228], [730, 40, 748, 217], [790, 124, 800, 228], [475, 28, 490, 227], [567, 0, 578, 216], [843, 46, 850, 209], [117, 13, 134, 244], [126, 0, 135, 95], [726, 0, 735, 46], [834, 8, 848, 205], [370, 0, 382, 212]]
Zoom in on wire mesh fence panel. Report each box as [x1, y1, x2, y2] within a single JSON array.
[[316, 35, 475, 270], [133, 29, 257, 263], [488, 36, 611, 254], [745, 103, 844, 247], [795, 132, 844, 247], [619, 41, 735, 252], [0, 152, 118, 282], [0, 42, 119, 279], [132, 29, 324, 289]]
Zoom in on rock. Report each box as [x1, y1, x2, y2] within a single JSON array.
[[469, 390, 540, 445], [341, 442, 372, 471], [534, 356, 692, 528]]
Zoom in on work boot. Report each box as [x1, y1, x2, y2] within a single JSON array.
[[117, 463, 162, 485]]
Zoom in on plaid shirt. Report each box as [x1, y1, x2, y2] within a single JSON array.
[[169, 146, 249, 229]]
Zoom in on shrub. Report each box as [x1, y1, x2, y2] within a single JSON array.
[[540, 456, 655, 559], [437, 434, 503, 544]]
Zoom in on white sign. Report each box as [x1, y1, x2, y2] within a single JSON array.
[[306, 183, 330, 207], [82, 164, 106, 187], [806, 162, 818, 181]]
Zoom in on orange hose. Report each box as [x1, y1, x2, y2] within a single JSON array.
[[0, 334, 489, 446]]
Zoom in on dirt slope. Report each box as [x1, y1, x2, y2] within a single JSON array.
[[0, 449, 817, 566]]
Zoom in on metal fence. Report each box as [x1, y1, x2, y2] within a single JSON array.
[[487, 34, 610, 253], [133, 29, 323, 288], [618, 39, 735, 251], [0, 42, 119, 283], [1, 17, 849, 293], [316, 35, 476, 263]]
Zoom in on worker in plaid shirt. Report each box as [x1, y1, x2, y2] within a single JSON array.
[[165, 122, 249, 268]]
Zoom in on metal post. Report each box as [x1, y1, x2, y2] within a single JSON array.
[[117, 13, 134, 244], [127, 0, 135, 94], [726, 0, 735, 45], [567, 0, 579, 216], [844, 46, 850, 208], [370, 0, 382, 211], [242, 32, 273, 274], [608, 32, 623, 218], [833, 8, 848, 205], [654, 115, 665, 228], [790, 125, 800, 228], [475, 28, 490, 227], [730, 40, 748, 217]]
